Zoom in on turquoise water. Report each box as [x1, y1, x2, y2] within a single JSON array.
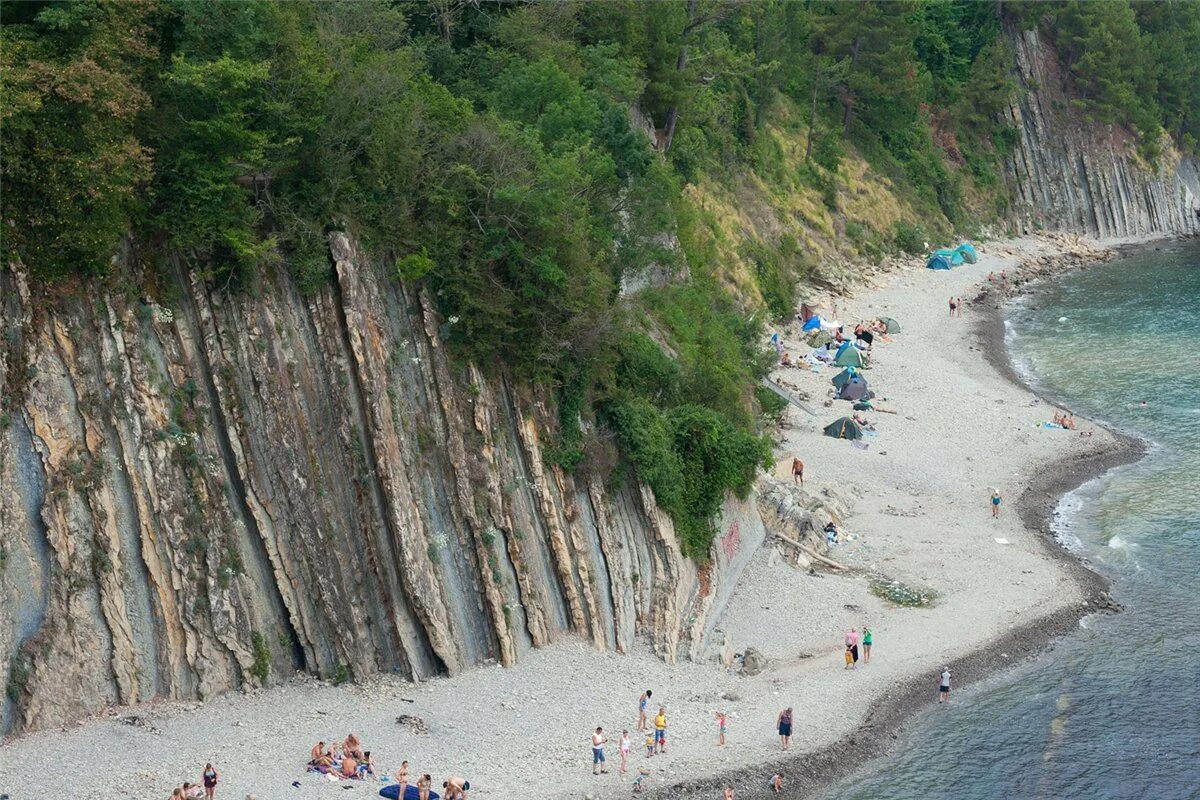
[[828, 241, 1200, 800]]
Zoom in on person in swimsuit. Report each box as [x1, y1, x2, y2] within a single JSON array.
[[182, 783, 203, 799], [344, 733, 363, 760], [949, 297, 957, 317], [637, 689, 652, 731], [340, 754, 359, 779], [310, 741, 333, 768], [653, 708, 668, 753], [394, 761, 409, 790], [592, 726, 608, 774], [645, 732, 655, 758], [791, 457, 804, 486], [202, 764, 218, 800], [619, 729, 631, 774], [715, 710, 727, 746], [442, 776, 470, 799], [769, 773, 783, 793], [991, 490, 1002, 518], [171, 789, 185, 800], [938, 667, 952, 703], [724, 785, 735, 799], [862, 626, 873, 663], [417, 774, 432, 800], [776, 707, 793, 750]]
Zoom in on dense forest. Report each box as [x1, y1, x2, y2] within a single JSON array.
[[3, 0, 1199, 556]]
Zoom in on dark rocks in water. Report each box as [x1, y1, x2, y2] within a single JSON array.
[[1092, 591, 1123, 613]]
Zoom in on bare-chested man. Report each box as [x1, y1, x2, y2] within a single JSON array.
[[442, 776, 471, 799], [791, 457, 804, 485], [309, 741, 332, 767]]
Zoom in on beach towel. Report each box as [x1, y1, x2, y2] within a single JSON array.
[[379, 785, 440, 800]]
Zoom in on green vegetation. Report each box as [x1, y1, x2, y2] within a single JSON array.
[[250, 631, 271, 683], [869, 575, 939, 608], [4, 1, 1199, 559]]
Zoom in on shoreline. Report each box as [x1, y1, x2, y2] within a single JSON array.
[[0, 235, 1170, 800], [661, 238, 1156, 799]]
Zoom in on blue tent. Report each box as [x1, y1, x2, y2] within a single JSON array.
[[802, 315, 822, 331], [831, 366, 857, 388], [956, 242, 978, 264], [934, 247, 964, 266], [926, 254, 952, 270]]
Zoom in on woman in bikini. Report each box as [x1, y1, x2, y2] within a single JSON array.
[[202, 764, 218, 800]]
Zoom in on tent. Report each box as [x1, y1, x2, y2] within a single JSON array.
[[835, 345, 867, 368], [935, 247, 964, 266], [956, 242, 978, 264], [926, 254, 952, 270], [807, 330, 834, 348], [837, 375, 871, 401], [823, 416, 864, 440], [877, 316, 901, 333], [831, 367, 857, 388], [802, 315, 823, 331]]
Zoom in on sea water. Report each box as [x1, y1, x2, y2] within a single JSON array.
[[827, 241, 1200, 800]]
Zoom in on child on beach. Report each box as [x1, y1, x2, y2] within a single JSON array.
[[619, 730, 631, 774], [654, 707, 668, 754], [844, 646, 854, 669], [991, 490, 1003, 518], [715, 710, 728, 746], [645, 732, 655, 758], [769, 773, 783, 793], [633, 767, 650, 793]]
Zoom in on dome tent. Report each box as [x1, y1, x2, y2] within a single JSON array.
[[956, 242, 978, 264], [877, 317, 901, 333], [834, 345, 867, 368], [823, 417, 864, 440], [837, 375, 871, 401], [926, 254, 952, 270], [831, 366, 858, 388]]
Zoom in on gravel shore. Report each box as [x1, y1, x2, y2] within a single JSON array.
[[0, 235, 1152, 800]]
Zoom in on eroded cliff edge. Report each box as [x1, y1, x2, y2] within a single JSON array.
[[0, 233, 769, 733]]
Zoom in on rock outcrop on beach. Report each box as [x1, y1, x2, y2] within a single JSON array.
[[0, 233, 770, 734], [1005, 27, 1200, 239]]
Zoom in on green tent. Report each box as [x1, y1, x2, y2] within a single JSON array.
[[807, 330, 833, 348], [835, 346, 867, 368], [823, 417, 864, 440], [877, 317, 901, 333]]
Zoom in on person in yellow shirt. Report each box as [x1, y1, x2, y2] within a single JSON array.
[[653, 707, 667, 754]]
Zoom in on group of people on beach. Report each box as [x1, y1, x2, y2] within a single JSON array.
[[168, 764, 217, 800], [306, 733, 469, 799], [842, 626, 873, 669]]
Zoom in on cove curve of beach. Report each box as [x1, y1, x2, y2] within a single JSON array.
[[0, 233, 1160, 800]]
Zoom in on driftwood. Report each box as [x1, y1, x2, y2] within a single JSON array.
[[769, 531, 849, 571]]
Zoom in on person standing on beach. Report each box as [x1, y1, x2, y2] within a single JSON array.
[[845, 627, 860, 666], [949, 297, 957, 317], [653, 707, 668, 754], [592, 727, 608, 775], [862, 626, 873, 663], [201, 764, 218, 800], [715, 710, 728, 746], [637, 689, 652, 731], [938, 667, 952, 703], [619, 730, 631, 774], [791, 457, 804, 486], [991, 489, 1002, 518], [776, 707, 793, 750]]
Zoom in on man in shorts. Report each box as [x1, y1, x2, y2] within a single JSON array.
[[653, 707, 668, 754], [938, 667, 952, 703], [592, 727, 608, 774]]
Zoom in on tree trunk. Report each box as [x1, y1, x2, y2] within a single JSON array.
[[841, 34, 861, 138], [660, 0, 697, 152]]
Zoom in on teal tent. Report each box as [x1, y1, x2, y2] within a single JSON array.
[[877, 317, 901, 333], [934, 247, 964, 266], [831, 367, 857, 388], [926, 254, 952, 270], [835, 345, 867, 368], [823, 417, 864, 440], [956, 242, 978, 264]]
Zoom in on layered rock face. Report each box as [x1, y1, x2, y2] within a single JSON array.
[[0, 234, 765, 734], [1005, 27, 1200, 239]]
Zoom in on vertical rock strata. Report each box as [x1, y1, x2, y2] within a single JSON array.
[[0, 235, 740, 733], [1005, 27, 1200, 238]]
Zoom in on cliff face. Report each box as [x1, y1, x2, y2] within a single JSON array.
[[1005, 27, 1200, 239], [0, 234, 766, 734]]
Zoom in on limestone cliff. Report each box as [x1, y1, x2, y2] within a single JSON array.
[[1005, 27, 1200, 239], [0, 234, 767, 734]]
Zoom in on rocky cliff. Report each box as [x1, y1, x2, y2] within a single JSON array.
[[0, 233, 769, 734], [1005, 27, 1200, 239]]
